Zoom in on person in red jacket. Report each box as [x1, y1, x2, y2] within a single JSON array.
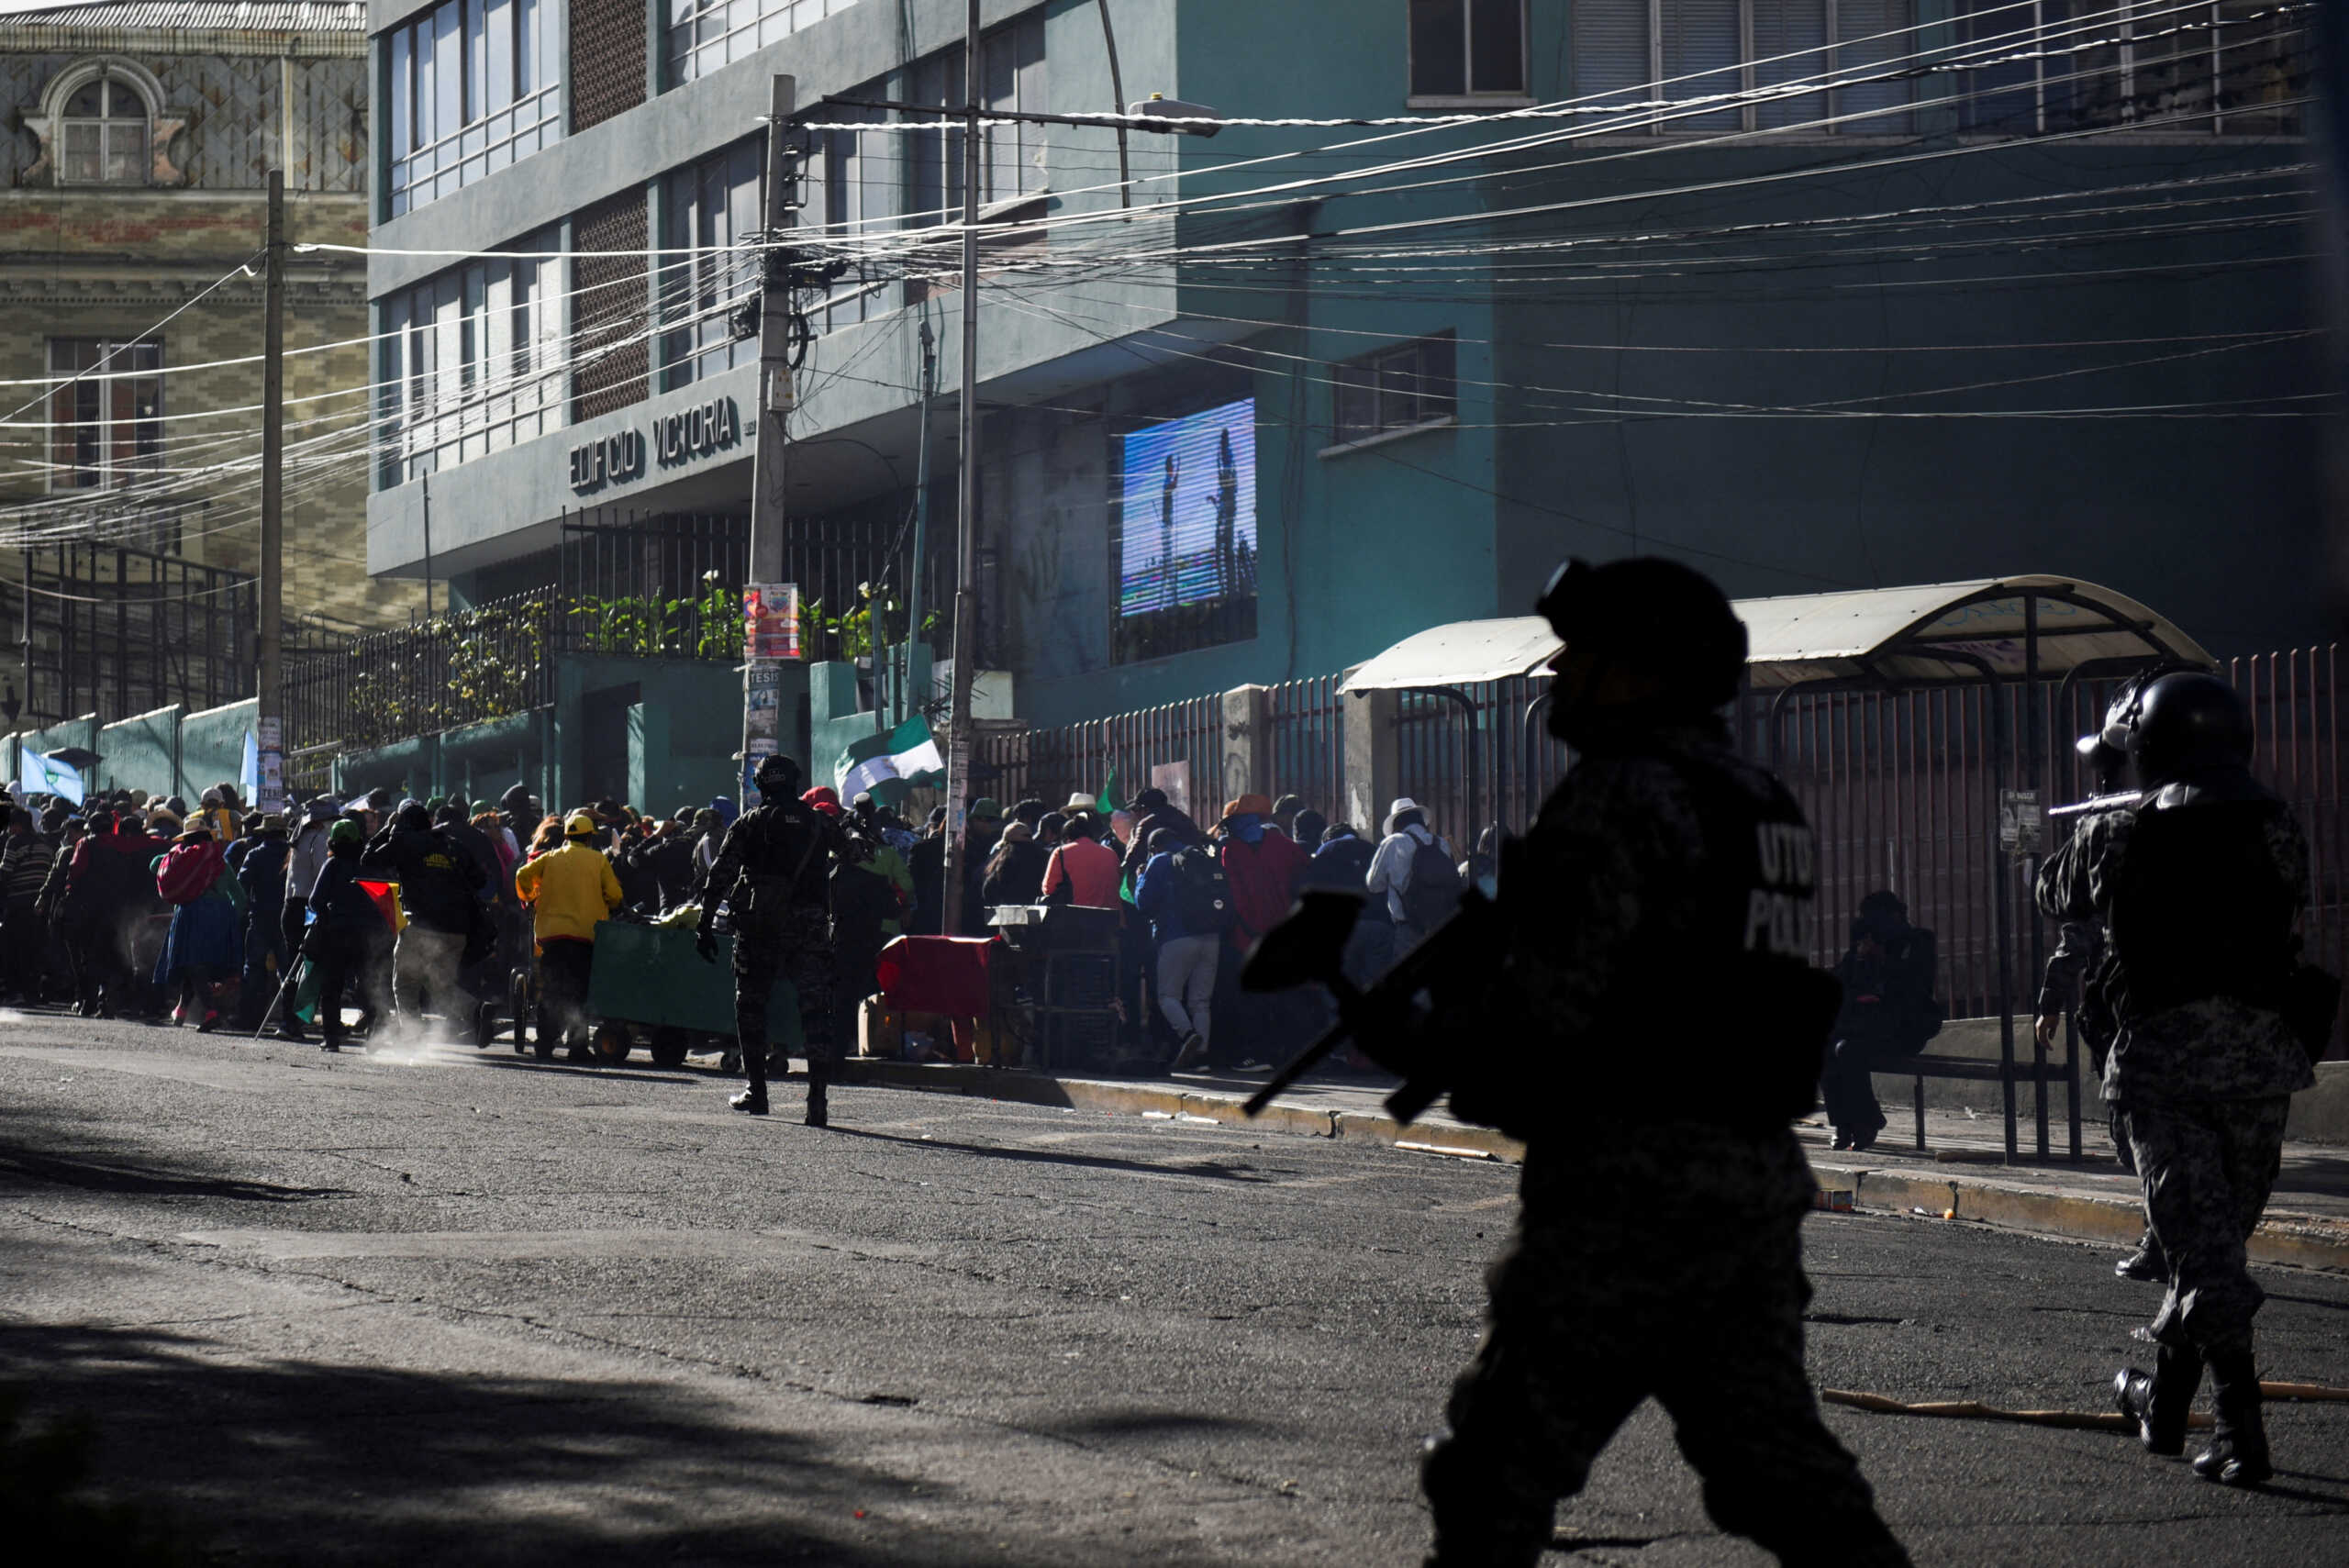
[[1212, 792, 1309, 1071]]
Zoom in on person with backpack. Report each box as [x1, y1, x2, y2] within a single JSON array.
[[152, 824, 245, 1031], [1366, 797, 1460, 953], [305, 817, 393, 1051], [1137, 827, 1231, 1072], [1820, 889, 1944, 1151], [829, 791, 911, 1054], [233, 814, 294, 1032], [363, 801, 490, 1036], [1214, 793, 1310, 1071]]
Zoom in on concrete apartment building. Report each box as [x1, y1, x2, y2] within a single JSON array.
[[356, 0, 2317, 803]]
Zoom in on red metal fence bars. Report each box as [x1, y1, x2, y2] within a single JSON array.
[[1759, 650, 2349, 1059], [1392, 674, 1570, 853], [2234, 647, 2346, 1054], [1003, 694, 1226, 823], [1757, 683, 2015, 1022], [1265, 673, 1347, 825]]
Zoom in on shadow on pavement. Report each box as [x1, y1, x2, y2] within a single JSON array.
[[0, 1149, 350, 1203], [825, 1126, 1274, 1183], [0, 1321, 1210, 1567]]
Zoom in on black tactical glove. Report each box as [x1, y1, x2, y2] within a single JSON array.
[[695, 916, 718, 964]]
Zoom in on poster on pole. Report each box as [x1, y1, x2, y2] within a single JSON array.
[[743, 662, 781, 741], [254, 717, 286, 814], [743, 583, 803, 661]]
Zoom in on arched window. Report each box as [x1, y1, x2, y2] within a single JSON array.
[[59, 72, 150, 185]]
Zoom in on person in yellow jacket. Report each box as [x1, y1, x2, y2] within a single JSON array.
[[513, 811, 622, 1061]]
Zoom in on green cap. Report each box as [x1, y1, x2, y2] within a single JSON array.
[[328, 818, 364, 849], [968, 796, 1003, 822]]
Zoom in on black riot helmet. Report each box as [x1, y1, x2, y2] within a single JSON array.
[[753, 753, 804, 796], [1536, 556, 1747, 742], [2107, 671, 2251, 788]]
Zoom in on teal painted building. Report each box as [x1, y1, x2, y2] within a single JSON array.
[[360, 0, 2321, 768]]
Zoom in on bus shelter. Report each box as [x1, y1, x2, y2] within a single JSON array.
[[1341, 575, 2213, 1162]]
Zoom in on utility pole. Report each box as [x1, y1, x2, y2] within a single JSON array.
[[742, 74, 797, 803], [256, 167, 286, 814], [939, 0, 982, 936], [903, 313, 936, 724]]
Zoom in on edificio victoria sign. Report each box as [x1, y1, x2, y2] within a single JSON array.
[[569, 396, 741, 493]]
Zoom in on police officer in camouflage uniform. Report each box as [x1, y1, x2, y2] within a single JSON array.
[[695, 754, 849, 1124], [2038, 670, 2312, 1488], [2037, 716, 2165, 1283], [1401, 558, 1910, 1568]]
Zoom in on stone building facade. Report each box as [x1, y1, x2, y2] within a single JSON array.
[[1, 0, 417, 730]]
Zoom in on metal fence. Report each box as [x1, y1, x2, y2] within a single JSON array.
[[1267, 673, 1347, 824], [972, 694, 1226, 819], [7, 539, 255, 731], [993, 641, 2345, 1054], [287, 589, 558, 761]]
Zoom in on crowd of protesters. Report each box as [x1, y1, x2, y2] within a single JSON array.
[[0, 762, 1482, 1083], [893, 784, 1470, 1075]]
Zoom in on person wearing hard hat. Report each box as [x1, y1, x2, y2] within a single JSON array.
[[513, 810, 623, 1062]]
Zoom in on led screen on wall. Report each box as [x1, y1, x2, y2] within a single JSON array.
[[1117, 397, 1257, 619]]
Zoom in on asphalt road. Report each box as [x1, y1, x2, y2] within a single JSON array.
[[3, 1010, 2346, 1565]]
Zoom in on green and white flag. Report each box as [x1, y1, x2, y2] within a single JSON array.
[[836, 715, 946, 800]]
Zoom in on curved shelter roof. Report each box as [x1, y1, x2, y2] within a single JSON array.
[[1339, 576, 2211, 695]]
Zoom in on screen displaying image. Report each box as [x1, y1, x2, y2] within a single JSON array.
[[1117, 397, 1257, 618]]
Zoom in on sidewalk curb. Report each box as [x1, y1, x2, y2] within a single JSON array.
[[834, 1060, 1527, 1160], [1809, 1159, 2349, 1272], [838, 1062, 2349, 1270]]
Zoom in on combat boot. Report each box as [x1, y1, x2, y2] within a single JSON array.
[[2114, 1229, 2169, 1283], [805, 1062, 830, 1129], [2193, 1349, 2272, 1486], [729, 1085, 770, 1116], [2114, 1341, 2202, 1455]]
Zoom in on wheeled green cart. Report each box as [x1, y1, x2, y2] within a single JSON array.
[[584, 920, 803, 1068]]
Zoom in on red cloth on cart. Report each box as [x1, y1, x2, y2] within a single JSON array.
[[875, 935, 996, 1017]]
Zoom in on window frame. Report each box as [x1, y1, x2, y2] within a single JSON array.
[[1408, 0, 1533, 107], [384, 0, 562, 218], [58, 75, 150, 186], [46, 338, 164, 492], [1572, 0, 1920, 137], [1324, 331, 1458, 453], [375, 229, 564, 487], [658, 137, 766, 391]]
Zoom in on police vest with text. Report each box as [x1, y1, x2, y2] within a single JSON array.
[[1673, 760, 1842, 1129]]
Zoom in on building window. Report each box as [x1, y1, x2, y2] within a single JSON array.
[[47, 339, 162, 490], [660, 139, 763, 390], [58, 75, 150, 184], [1572, 0, 1916, 134], [376, 230, 563, 486], [1409, 0, 1528, 100], [1956, 0, 2307, 136], [907, 10, 1049, 224], [384, 0, 562, 218], [663, 0, 860, 90], [1330, 333, 1456, 448], [817, 104, 891, 331]]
